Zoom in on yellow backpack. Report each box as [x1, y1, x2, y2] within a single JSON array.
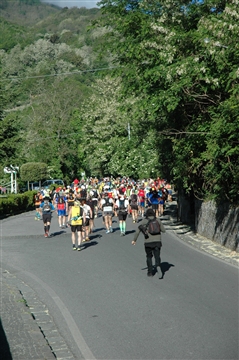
[[71, 205, 83, 225]]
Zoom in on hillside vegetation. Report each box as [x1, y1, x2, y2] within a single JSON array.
[[0, 0, 238, 205], [0, 0, 59, 26]]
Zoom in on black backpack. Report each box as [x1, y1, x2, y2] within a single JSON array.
[[80, 189, 87, 198], [130, 194, 137, 204], [102, 197, 110, 207], [152, 190, 158, 198], [92, 190, 98, 198], [147, 218, 161, 235], [68, 193, 74, 201], [43, 201, 51, 212], [87, 199, 94, 211], [119, 199, 126, 211]]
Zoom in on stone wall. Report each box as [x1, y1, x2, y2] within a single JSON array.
[[195, 200, 239, 252], [178, 194, 239, 252]]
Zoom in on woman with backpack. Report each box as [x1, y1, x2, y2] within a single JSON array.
[[137, 186, 146, 217], [129, 189, 138, 223], [115, 195, 130, 236], [39, 196, 55, 238], [100, 192, 114, 234], [55, 193, 67, 228]]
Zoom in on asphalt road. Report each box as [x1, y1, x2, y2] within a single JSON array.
[[1, 211, 238, 360]]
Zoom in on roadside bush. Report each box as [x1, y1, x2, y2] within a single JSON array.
[[0, 191, 36, 217]]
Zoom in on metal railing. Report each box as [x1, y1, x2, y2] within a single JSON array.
[[0, 181, 12, 194]]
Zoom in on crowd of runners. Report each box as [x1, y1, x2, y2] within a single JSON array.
[[34, 176, 172, 250]]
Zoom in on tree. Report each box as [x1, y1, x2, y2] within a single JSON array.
[[23, 78, 86, 181], [0, 85, 22, 168], [79, 76, 161, 178], [20, 162, 48, 182], [96, 0, 239, 202]]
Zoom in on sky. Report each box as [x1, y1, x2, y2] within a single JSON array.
[[41, 0, 99, 9]]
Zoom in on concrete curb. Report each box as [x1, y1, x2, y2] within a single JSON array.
[[1, 268, 75, 360]]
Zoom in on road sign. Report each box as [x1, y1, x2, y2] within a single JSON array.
[[4, 167, 12, 174], [4, 166, 19, 174]]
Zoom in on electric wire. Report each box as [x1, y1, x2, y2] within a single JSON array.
[[0, 66, 121, 82]]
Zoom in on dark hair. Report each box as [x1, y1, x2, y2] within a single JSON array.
[[145, 208, 155, 218]]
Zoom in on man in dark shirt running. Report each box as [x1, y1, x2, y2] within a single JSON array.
[[132, 207, 166, 277]]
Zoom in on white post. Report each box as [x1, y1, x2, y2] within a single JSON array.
[[11, 172, 14, 193], [14, 171, 17, 193], [128, 122, 131, 140]]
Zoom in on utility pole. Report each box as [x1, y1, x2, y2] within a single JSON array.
[[4, 166, 19, 193], [127, 122, 131, 140]]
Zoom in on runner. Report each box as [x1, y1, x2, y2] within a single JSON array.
[[129, 189, 138, 223], [90, 186, 99, 218], [115, 195, 130, 236], [70, 199, 85, 251], [137, 186, 146, 217], [131, 207, 166, 277], [147, 187, 160, 218], [55, 192, 67, 228], [34, 191, 43, 220], [100, 192, 114, 234], [39, 196, 55, 238], [86, 195, 95, 234], [80, 198, 92, 242], [66, 189, 75, 224]]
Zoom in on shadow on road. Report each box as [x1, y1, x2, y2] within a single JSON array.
[[125, 230, 136, 235], [141, 262, 175, 279], [93, 227, 105, 233], [82, 241, 98, 250], [50, 230, 66, 237], [89, 234, 102, 240], [0, 319, 12, 360], [159, 262, 175, 279]]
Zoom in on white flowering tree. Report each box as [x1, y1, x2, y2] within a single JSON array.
[[79, 76, 160, 178], [96, 0, 239, 202]]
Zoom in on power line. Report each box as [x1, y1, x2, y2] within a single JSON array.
[[0, 65, 121, 82]]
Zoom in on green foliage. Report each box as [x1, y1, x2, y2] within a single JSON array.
[[20, 162, 48, 181], [0, 18, 34, 51], [0, 191, 34, 216], [0, 4, 110, 185], [202, 93, 239, 203], [0, 86, 22, 167], [0, 0, 238, 206], [78, 76, 162, 178], [0, 0, 59, 26], [96, 0, 239, 203]]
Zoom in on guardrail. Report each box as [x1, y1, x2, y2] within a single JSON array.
[[0, 181, 11, 194]]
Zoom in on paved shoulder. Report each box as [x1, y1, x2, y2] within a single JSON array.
[[0, 268, 75, 360]]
